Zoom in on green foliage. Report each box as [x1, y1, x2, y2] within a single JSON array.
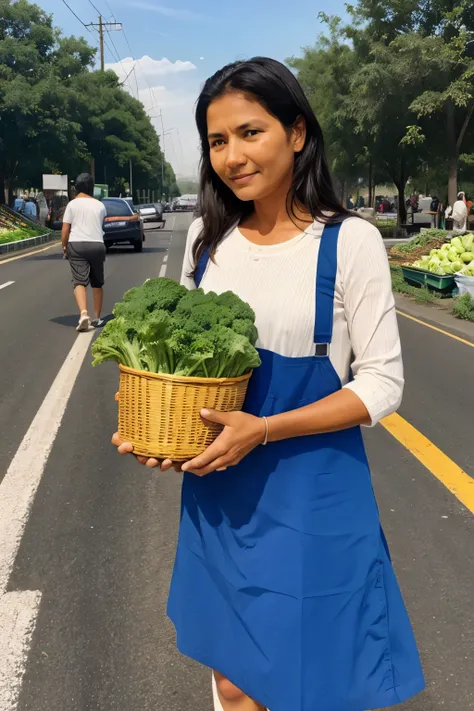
[[289, 0, 474, 213], [0, 0, 177, 201], [392, 230, 450, 253], [92, 279, 261, 377], [0, 226, 44, 243], [452, 293, 474, 321]]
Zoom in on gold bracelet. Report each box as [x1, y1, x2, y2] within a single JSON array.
[[262, 416, 269, 446]]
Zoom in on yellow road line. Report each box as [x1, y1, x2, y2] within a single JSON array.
[[0, 241, 59, 265], [396, 309, 474, 348], [381, 413, 474, 514]]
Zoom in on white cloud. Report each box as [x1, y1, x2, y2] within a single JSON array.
[[105, 54, 201, 177], [128, 2, 206, 21], [105, 56, 196, 86]]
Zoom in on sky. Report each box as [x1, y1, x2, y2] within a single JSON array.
[[39, 0, 349, 178]]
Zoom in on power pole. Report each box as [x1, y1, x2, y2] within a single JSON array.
[[86, 16, 122, 70], [99, 15, 104, 71]]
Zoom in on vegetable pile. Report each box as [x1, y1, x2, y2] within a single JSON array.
[[410, 233, 474, 276], [92, 277, 261, 378]]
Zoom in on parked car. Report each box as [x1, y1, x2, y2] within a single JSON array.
[[137, 202, 165, 225], [102, 197, 144, 252], [122, 197, 137, 213], [173, 194, 198, 212]]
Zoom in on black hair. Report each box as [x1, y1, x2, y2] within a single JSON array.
[[75, 173, 94, 197], [192, 56, 353, 270]]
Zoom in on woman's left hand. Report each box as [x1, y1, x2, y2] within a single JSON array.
[[181, 409, 266, 477]]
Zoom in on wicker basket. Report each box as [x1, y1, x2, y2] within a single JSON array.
[[118, 364, 252, 460]]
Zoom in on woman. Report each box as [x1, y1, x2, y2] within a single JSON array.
[[61, 173, 107, 331], [113, 57, 424, 711], [452, 191, 468, 233]]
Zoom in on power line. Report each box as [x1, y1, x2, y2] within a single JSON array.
[[104, 0, 115, 18], [60, 0, 99, 46], [86, 0, 102, 15], [120, 25, 158, 109]]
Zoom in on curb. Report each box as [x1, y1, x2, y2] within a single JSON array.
[[394, 293, 474, 343], [0, 230, 58, 255]]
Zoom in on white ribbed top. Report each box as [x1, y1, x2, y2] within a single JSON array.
[[180, 217, 404, 426]]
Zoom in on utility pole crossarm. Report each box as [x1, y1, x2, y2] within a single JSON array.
[[86, 16, 122, 71]]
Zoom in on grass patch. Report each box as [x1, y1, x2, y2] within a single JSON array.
[[376, 218, 397, 227], [390, 264, 440, 304], [452, 293, 474, 322], [0, 227, 45, 245]]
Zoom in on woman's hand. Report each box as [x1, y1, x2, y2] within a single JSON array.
[[181, 409, 265, 477], [110, 432, 181, 470]]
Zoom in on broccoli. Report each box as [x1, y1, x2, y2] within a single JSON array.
[[91, 317, 143, 370], [140, 277, 187, 311], [138, 310, 177, 373], [93, 278, 261, 377], [198, 325, 261, 378], [170, 330, 215, 377], [216, 290, 256, 322], [231, 318, 258, 346]]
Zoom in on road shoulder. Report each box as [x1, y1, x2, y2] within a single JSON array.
[[394, 293, 474, 344]]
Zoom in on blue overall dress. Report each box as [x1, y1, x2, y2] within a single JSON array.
[[168, 223, 425, 711]]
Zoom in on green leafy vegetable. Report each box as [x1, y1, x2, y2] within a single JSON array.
[[92, 278, 261, 377]]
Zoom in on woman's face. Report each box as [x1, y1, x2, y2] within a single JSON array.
[[206, 91, 305, 202]]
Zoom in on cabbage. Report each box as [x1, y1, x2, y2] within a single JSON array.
[[429, 264, 444, 275], [440, 261, 453, 274], [461, 251, 474, 263], [452, 260, 463, 272], [448, 247, 459, 262], [461, 234, 474, 251], [430, 248, 439, 257], [440, 243, 450, 252], [429, 255, 441, 265], [450, 236, 464, 254]]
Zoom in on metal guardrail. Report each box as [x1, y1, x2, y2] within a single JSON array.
[[0, 230, 59, 255]]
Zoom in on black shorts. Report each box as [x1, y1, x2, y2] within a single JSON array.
[[67, 241, 106, 288]]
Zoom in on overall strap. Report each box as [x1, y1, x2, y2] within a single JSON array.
[[194, 247, 210, 287], [314, 222, 342, 351]]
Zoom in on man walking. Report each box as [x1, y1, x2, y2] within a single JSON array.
[[61, 173, 107, 331]]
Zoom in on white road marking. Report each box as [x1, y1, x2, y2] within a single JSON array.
[[0, 330, 94, 710], [159, 261, 167, 277], [163, 254, 168, 264], [0, 282, 14, 291], [0, 592, 41, 711]]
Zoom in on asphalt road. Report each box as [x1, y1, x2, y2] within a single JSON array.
[[0, 213, 473, 711]]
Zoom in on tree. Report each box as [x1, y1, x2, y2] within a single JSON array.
[[0, 0, 177, 203], [288, 16, 369, 205], [347, 0, 474, 205], [0, 0, 95, 202]]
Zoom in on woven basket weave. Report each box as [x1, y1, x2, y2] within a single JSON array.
[[118, 365, 252, 461]]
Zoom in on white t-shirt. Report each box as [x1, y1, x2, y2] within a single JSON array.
[[180, 217, 404, 427], [63, 197, 106, 243]]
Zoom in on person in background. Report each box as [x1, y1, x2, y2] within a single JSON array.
[[346, 194, 354, 209], [452, 191, 468, 232], [23, 197, 38, 220], [61, 173, 107, 331], [466, 195, 473, 214]]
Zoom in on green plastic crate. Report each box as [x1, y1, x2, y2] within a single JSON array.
[[401, 266, 456, 295]]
